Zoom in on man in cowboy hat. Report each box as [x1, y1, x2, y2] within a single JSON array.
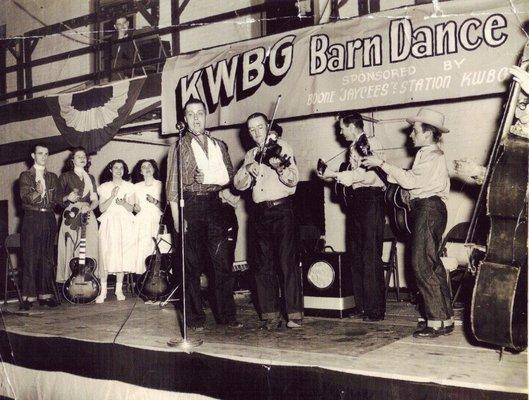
[[362, 108, 453, 338]]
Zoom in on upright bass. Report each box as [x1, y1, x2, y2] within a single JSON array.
[[469, 43, 528, 351]]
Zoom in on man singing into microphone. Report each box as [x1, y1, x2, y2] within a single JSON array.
[[166, 98, 241, 331]]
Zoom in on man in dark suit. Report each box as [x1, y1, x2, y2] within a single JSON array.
[[19, 144, 61, 310]]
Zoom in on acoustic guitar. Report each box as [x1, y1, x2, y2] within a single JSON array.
[[332, 161, 353, 207], [63, 213, 101, 304], [318, 135, 411, 236], [137, 221, 174, 301]]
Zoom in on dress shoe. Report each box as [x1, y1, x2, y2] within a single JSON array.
[[363, 314, 385, 322], [442, 324, 454, 335], [416, 319, 427, 331], [225, 320, 243, 329], [286, 319, 303, 329], [189, 322, 205, 332], [19, 300, 33, 311], [260, 318, 282, 331], [39, 298, 59, 308], [413, 326, 444, 338], [348, 307, 364, 319]]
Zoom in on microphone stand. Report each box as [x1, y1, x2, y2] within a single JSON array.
[[167, 126, 203, 350]]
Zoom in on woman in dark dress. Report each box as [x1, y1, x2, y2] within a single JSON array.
[[56, 148, 99, 283]]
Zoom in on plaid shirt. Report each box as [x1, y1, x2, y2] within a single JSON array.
[[166, 131, 234, 202]]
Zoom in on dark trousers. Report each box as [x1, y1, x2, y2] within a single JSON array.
[[21, 210, 57, 300], [183, 194, 237, 325], [346, 188, 386, 316], [410, 197, 453, 322], [251, 201, 302, 320]]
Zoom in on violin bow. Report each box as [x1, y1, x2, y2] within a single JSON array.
[[255, 94, 283, 172]]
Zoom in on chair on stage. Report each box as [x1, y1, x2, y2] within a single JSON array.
[[438, 222, 472, 307], [4, 233, 62, 306], [382, 223, 401, 302], [3, 233, 23, 305]]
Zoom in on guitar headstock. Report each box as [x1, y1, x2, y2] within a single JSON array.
[[80, 212, 89, 226], [317, 158, 327, 175], [355, 134, 372, 157]]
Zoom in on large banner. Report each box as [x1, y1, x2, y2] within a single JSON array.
[[162, 0, 529, 134]]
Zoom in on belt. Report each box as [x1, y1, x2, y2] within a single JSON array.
[[410, 196, 443, 205], [183, 191, 219, 200], [24, 205, 53, 213], [257, 197, 290, 209], [353, 186, 384, 192], [345, 186, 383, 197]]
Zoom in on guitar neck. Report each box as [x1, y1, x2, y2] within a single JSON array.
[[78, 218, 87, 266], [355, 137, 389, 186], [373, 166, 389, 186], [157, 215, 164, 235], [78, 235, 86, 266], [233, 261, 249, 272]]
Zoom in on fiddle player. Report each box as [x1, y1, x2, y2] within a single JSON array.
[[362, 108, 454, 338], [234, 113, 303, 330], [317, 112, 386, 321], [166, 98, 241, 332], [18, 144, 61, 310]]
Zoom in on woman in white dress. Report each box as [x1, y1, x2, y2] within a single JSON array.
[[96, 160, 136, 303], [132, 159, 163, 274]]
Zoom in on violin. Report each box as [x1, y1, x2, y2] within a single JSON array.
[[254, 132, 292, 169], [251, 95, 290, 172]]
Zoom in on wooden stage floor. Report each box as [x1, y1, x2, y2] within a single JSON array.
[[0, 295, 526, 398]]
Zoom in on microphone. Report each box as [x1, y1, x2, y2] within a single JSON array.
[[176, 121, 186, 133]]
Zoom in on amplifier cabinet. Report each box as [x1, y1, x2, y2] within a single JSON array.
[[302, 252, 355, 318]]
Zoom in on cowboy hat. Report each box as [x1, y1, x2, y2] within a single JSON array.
[[406, 108, 449, 133]]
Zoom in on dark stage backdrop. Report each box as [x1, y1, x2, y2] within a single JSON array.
[[293, 180, 325, 254], [0, 200, 8, 301]]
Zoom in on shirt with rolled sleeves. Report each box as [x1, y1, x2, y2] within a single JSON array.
[[382, 144, 450, 202], [234, 138, 298, 203]]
